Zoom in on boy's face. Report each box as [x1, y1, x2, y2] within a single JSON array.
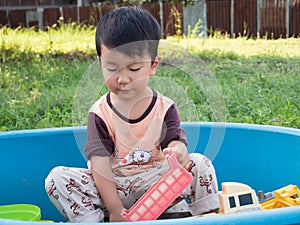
[[100, 44, 160, 101]]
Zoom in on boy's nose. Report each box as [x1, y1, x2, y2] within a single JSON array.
[[117, 72, 130, 84]]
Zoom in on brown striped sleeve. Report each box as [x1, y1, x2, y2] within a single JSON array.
[[160, 104, 187, 149], [84, 112, 115, 159]]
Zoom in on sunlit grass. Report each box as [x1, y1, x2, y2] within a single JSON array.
[[167, 36, 300, 58], [2, 25, 300, 57], [0, 25, 299, 131], [0, 23, 96, 54]]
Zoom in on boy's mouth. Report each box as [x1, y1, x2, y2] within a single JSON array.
[[118, 88, 130, 91], [118, 89, 131, 94]]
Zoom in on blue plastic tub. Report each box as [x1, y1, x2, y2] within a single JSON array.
[[0, 122, 299, 224]]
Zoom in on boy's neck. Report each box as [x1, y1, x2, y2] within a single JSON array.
[[110, 87, 154, 120]]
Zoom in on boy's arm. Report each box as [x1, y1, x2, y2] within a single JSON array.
[[161, 104, 191, 169], [90, 155, 126, 222]]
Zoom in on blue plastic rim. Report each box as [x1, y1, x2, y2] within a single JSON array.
[[0, 122, 299, 224]]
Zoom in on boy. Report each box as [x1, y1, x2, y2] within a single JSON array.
[[45, 6, 219, 223]]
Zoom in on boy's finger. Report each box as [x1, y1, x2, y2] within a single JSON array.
[[162, 148, 173, 157]]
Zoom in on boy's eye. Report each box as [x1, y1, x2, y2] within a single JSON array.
[[106, 68, 117, 72], [129, 67, 141, 72]]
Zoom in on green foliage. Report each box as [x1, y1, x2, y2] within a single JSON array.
[[186, 19, 204, 39], [0, 26, 299, 131], [0, 48, 93, 131], [171, 6, 182, 37], [206, 53, 300, 128]]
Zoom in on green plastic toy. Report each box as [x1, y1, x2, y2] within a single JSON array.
[[0, 204, 41, 221]]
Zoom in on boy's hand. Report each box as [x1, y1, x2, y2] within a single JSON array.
[[162, 147, 173, 158], [163, 141, 191, 170], [109, 207, 127, 222]]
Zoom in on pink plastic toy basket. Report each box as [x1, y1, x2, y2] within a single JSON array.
[[121, 152, 193, 221]]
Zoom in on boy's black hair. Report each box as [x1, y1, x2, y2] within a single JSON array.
[[95, 6, 161, 62]]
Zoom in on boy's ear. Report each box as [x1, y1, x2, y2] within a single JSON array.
[[150, 56, 161, 75]]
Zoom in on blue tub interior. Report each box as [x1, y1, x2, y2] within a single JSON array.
[[0, 122, 300, 225]]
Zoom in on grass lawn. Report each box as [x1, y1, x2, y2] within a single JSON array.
[[0, 25, 299, 131]]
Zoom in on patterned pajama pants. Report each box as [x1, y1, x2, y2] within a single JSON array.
[[45, 153, 219, 222]]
